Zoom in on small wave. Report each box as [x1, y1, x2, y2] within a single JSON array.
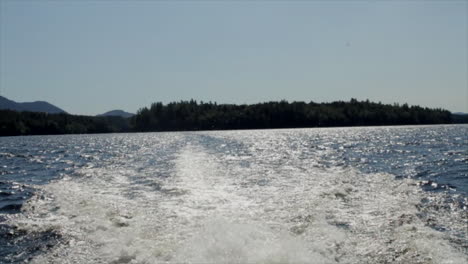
[[0, 152, 30, 159], [0, 223, 61, 263], [0, 182, 33, 214]]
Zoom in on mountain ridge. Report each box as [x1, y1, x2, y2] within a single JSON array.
[[0, 96, 66, 114], [97, 110, 134, 118]]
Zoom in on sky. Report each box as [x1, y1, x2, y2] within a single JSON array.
[[0, 0, 467, 115]]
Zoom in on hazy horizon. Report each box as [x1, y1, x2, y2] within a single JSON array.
[[1, 1, 466, 115]]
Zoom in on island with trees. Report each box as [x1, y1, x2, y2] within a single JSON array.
[[0, 99, 464, 137]]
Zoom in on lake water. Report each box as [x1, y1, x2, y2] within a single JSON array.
[[0, 125, 467, 263]]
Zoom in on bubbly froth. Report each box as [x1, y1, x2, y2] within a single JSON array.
[[1, 126, 467, 263]]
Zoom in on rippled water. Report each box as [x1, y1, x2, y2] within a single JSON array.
[[0, 125, 467, 263]]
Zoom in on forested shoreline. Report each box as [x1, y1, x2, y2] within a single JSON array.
[[1, 99, 465, 136], [0, 111, 130, 136]]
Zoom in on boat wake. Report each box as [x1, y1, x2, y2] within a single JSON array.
[[3, 139, 467, 263]]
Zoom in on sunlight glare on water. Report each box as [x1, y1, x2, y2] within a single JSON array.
[[0, 125, 467, 263]]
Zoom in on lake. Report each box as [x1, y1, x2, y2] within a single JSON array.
[[1, 125, 467, 263]]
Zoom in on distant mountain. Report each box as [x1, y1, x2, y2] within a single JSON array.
[[0, 96, 66, 114], [452, 112, 468, 115], [98, 110, 134, 118]]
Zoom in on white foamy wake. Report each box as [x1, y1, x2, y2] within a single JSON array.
[[165, 145, 329, 263], [5, 140, 467, 264]]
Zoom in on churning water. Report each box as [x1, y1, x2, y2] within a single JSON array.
[[0, 125, 467, 263]]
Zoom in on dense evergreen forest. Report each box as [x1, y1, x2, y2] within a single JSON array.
[[0, 110, 130, 136], [132, 99, 453, 131], [0, 99, 463, 137]]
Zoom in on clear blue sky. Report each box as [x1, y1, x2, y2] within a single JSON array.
[[1, 0, 466, 115]]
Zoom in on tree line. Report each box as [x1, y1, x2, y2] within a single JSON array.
[[132, 99, 453, 132], [0, 99, 461, 136], [0, 110, 130, 136]]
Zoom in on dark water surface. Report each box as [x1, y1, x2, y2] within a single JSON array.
[[0, 125, 467, 263]]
